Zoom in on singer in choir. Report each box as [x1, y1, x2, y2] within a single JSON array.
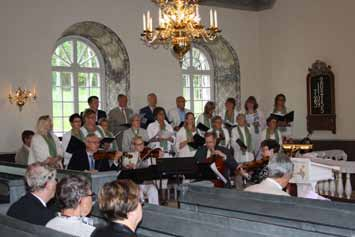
[[222, 97, 238, 128], [121, 136, 160, 205], [208, 116, 230, 149], [122, 114, 149, 152], [81, 109, 106, 138], [244, 96, 266, 150], [28, 115, 63, 168], [139, 93, 157, 129], [231, 113, 255, 163], [260, 115, 283, 147], [15, 130, 34, 165], [80, 96, 107, 124], [147, 107, 175, 157], [99, 118, 118, 151], [175, 112, 197, 157], [272, 94, 293, 140], [168, 96, 190, 131], [108, 94, 134, 150], [196, 101, 216, 130], [62, 113, 84, 167]]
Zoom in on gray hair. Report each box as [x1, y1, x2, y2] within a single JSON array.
[[56, 175, 91, 210], [267, 153, 294, 178], [25, 162, 56, 192], [130, 113, 141, 123]]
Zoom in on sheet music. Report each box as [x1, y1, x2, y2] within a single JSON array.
[[209, 163, 227, 184]]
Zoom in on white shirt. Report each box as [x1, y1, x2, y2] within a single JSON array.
[[175, 127, 197, 158], [31, 193, 47, 207], [266, 178, 283, 191], [119, 106, 128, 123], [46, 216, 95, 237]]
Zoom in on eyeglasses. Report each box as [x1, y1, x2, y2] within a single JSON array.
[[85, 192, 97, 202]]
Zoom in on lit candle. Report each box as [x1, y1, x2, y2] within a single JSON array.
[[214, 10, 218, 28], [196, 5, 200, 19], [159, 8, 162, 26], [150, 18, 153, 31], [143, 13, 146, 31], [210, 9, 213, 27], [147, 11, 150, 30]]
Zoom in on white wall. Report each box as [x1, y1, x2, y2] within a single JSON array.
[[0, 0, 259, 152], [258, 0, 355, 140]]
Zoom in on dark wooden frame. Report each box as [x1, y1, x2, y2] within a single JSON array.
[[306, 60, 336, 134]]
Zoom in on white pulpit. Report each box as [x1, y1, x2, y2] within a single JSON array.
[[289, 157, 340, 199]]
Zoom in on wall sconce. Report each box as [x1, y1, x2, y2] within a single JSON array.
[[8, 87, 37, 111]]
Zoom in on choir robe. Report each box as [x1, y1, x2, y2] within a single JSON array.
[[231, 126, 255, 163], [28, 133, 63, 165], [167, 107, 190, 128], [121, 128, 149, 152], [147, 120, 175, 157], [175, 127, 197, 158], [208, 128, 231, 149], [245, 110, 266, 151]]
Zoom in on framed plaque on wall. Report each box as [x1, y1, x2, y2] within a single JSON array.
[[307, 60, 336, 134]]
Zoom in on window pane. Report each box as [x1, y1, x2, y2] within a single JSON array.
[[55, 42, 73, 65], [194, 101, 204, 115], [63, 120, 71, 132], [60, 72, 73, 88], [201, 88, 211, 100], [78, 42, 99, 68], [51, 54, 70, 67], [90, 88, 101, 98], [194, 88, 202, 100], [90, 73, 100, 87], [63, 103, 74, 117], [52, 102, 62, 117], [62, 87, 74, 102], [192, 75, 202, 87], [181, 52, 191, 70], [183, 88, 190, 100], [53, 117, 63, 133], [192, 48, 210, 70], [77, 41, 88, 64], [201, 75, 210, 87], [79, 87, 89, 101], [78, 73, 88, 87], [52, 87, 62, 101], [79, 102, 88, 113], [185, 100, 191, 110], [182, 74, 190, 88], [61, 41, 74, 63]]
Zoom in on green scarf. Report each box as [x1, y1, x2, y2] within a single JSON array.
[[71, 129, 85, 141], [131, 128, 140, 137], [105, 130, 118, 151], [236, 126, 252, 155], [185, 128, 194, 152], [203, 114, 211, 128], [224, 111, 235, 124], [213, 129, 225, 146], [160, 124, 168, 151], [266, 128, 280, 144], [42, 134, 57, 157]]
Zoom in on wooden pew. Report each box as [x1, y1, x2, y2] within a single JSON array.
[[91, 203, 337, 237], [0, 161, 118, 203], [0, 213, 74, 237], [179, 182, 355, 237]]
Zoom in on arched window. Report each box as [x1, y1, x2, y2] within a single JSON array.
[[181, 47, 213, 117], [51, 36, 105, 136]]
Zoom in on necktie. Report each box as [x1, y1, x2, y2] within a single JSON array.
[[89, 154, 95, 170], [122, 108, 128, 123]]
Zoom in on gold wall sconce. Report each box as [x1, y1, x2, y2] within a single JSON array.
[[8, 87, 37, 111]]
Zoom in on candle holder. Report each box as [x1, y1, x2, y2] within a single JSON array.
[[8, 87, 37, 111]]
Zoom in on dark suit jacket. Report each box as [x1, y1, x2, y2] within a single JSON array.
[[7, 193, 55, 225], [91, 222, 137, 237], [80, 109, 107, 124], [139, 106, 155, 129], [194, 145, 238, 184], [67, 150, 118, 172]]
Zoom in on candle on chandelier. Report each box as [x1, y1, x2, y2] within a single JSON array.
[[143, 13, 146, 31], [214, 10, 218, 28], [195, 5, 200, 18], [210, 9, 213, 28], [159, 8, 162, 26]]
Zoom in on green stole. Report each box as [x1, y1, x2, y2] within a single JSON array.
[[42, 133, 57, 157], [224, 111, 235, 124], [85, 125, 105, 138], [236, 126, 252, 155], [185, 128, 194, 152], [160, 124, 168, 151], [213, 128, 225, 146], [131, 128, 140, 138], [266, 128, 280, 144], [71, 129, 85, 141], [105, 130, 118, 151], [203, 114, 211, 128]]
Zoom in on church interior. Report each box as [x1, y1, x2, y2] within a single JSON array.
[[1, 0, 355, 236]]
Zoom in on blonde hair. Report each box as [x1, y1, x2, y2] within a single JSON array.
[[36, 115, 51, 136]]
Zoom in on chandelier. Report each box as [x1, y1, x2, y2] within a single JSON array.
[[8, 87, 37, 111], [141, 0, 221, 61]]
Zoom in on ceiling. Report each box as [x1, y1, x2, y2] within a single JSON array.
[[199, 0, 276, 11]]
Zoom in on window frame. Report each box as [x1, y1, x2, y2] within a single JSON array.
[[181, 46, 214, 117], [51, 35, 105, 135]]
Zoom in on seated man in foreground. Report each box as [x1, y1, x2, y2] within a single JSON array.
[[7, 162, 57, 225], [244, 153, 293, 196]]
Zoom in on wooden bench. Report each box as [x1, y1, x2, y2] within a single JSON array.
[[179, 182, 355, 237]]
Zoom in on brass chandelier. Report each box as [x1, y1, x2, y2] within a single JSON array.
[[141, 0, 221, 61]]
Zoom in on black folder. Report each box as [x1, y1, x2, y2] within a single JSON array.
[[188, 134, 205, 149], [270, 111, 294, 123], [236, 139, 247, 150], [100, 137, 115, 145], [120, 123, 131, 128], [197, 123, 209, 132], [178, 121, 184, 128], [224, 122, 237, 129], [66, 136, 86, 154]]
